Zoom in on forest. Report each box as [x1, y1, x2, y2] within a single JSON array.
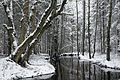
[[0, 0, 120, 80]]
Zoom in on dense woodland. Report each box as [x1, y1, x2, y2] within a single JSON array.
[[0, 0, 120, 66]]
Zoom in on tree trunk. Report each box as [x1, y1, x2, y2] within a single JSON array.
[[3, 29, 6, 55], [107, 0, 112, 61], [76, 0, 79, 57], [3, 0, 14, 55], [82, 0, 86, 56], [2, 0, 67, 67], [88, 0, 91, 59], [102, 1, 105, 54], [18, 0, 67, 66], [11, 0, 57, 63], [19, 0, 29, 45], [100, 10, 103, 54], [92, 0, 98, 58], [60, 14, 64, 54]]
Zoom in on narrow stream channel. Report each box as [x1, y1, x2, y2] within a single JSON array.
[[48, 56, 120, 80], [22, 56, 120, 80]]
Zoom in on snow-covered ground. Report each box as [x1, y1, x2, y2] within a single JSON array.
[[0, 54, 55, 80], [61, 52, 120, 70]]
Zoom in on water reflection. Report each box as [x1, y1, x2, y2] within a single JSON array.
[[22, 57, 120, 80], [57, 57, 120, 80], [20, 73, 54, 80]]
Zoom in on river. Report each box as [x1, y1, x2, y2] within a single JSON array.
[[23, 56, 120, 80], [49, 56, 120, 80]]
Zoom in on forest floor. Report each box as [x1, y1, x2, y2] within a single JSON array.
[[61, 52, 120, 70], [0, 54, 55, 80]]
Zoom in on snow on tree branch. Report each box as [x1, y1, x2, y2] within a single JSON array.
[[25, 0, 68, 57], [10, 0, 58, 62], [3, 0, 18, 49]]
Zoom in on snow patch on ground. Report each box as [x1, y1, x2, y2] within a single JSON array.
[[61, 52, 120, 69], [80, 53, 120, 69], [0, 54, 55, 80]]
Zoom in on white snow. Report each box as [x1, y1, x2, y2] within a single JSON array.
[[61, 52, 120, 69], [81, 53, 120, 69], [0, 54, 55, 80]]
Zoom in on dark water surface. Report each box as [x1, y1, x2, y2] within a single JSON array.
[[23, 57, 120, 80], [49, 57, 120, 80]]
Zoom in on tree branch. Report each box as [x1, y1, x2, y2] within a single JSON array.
[[11, 0, 56, 63], [21, 0, 67, 62]]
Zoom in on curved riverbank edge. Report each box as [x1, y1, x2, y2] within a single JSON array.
[[92, 62, 120, 71], [0, 54, 55, 80], [14, 72, 55, 80], [60, 52, 120, 71]]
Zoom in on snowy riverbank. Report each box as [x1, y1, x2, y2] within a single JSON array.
[[0, 54, 55, 80], [61, 52, 120, 70]]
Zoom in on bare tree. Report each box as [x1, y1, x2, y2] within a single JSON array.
[[3, 0, 67, 66], [76, 0, 79, 57], [82, 0, 86, 56], [106, 0, 112, 61], [88, 0, 91, 59], [102, 0, 105, 54], [92, 0, 98, 58]]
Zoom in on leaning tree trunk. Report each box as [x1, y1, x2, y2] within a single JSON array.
[[11, 0, 57, 63], [16, 0, 67, 65], [18, 0, 29, 45], [3, 0, 67, 66], [21, 1, 37, 62]]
